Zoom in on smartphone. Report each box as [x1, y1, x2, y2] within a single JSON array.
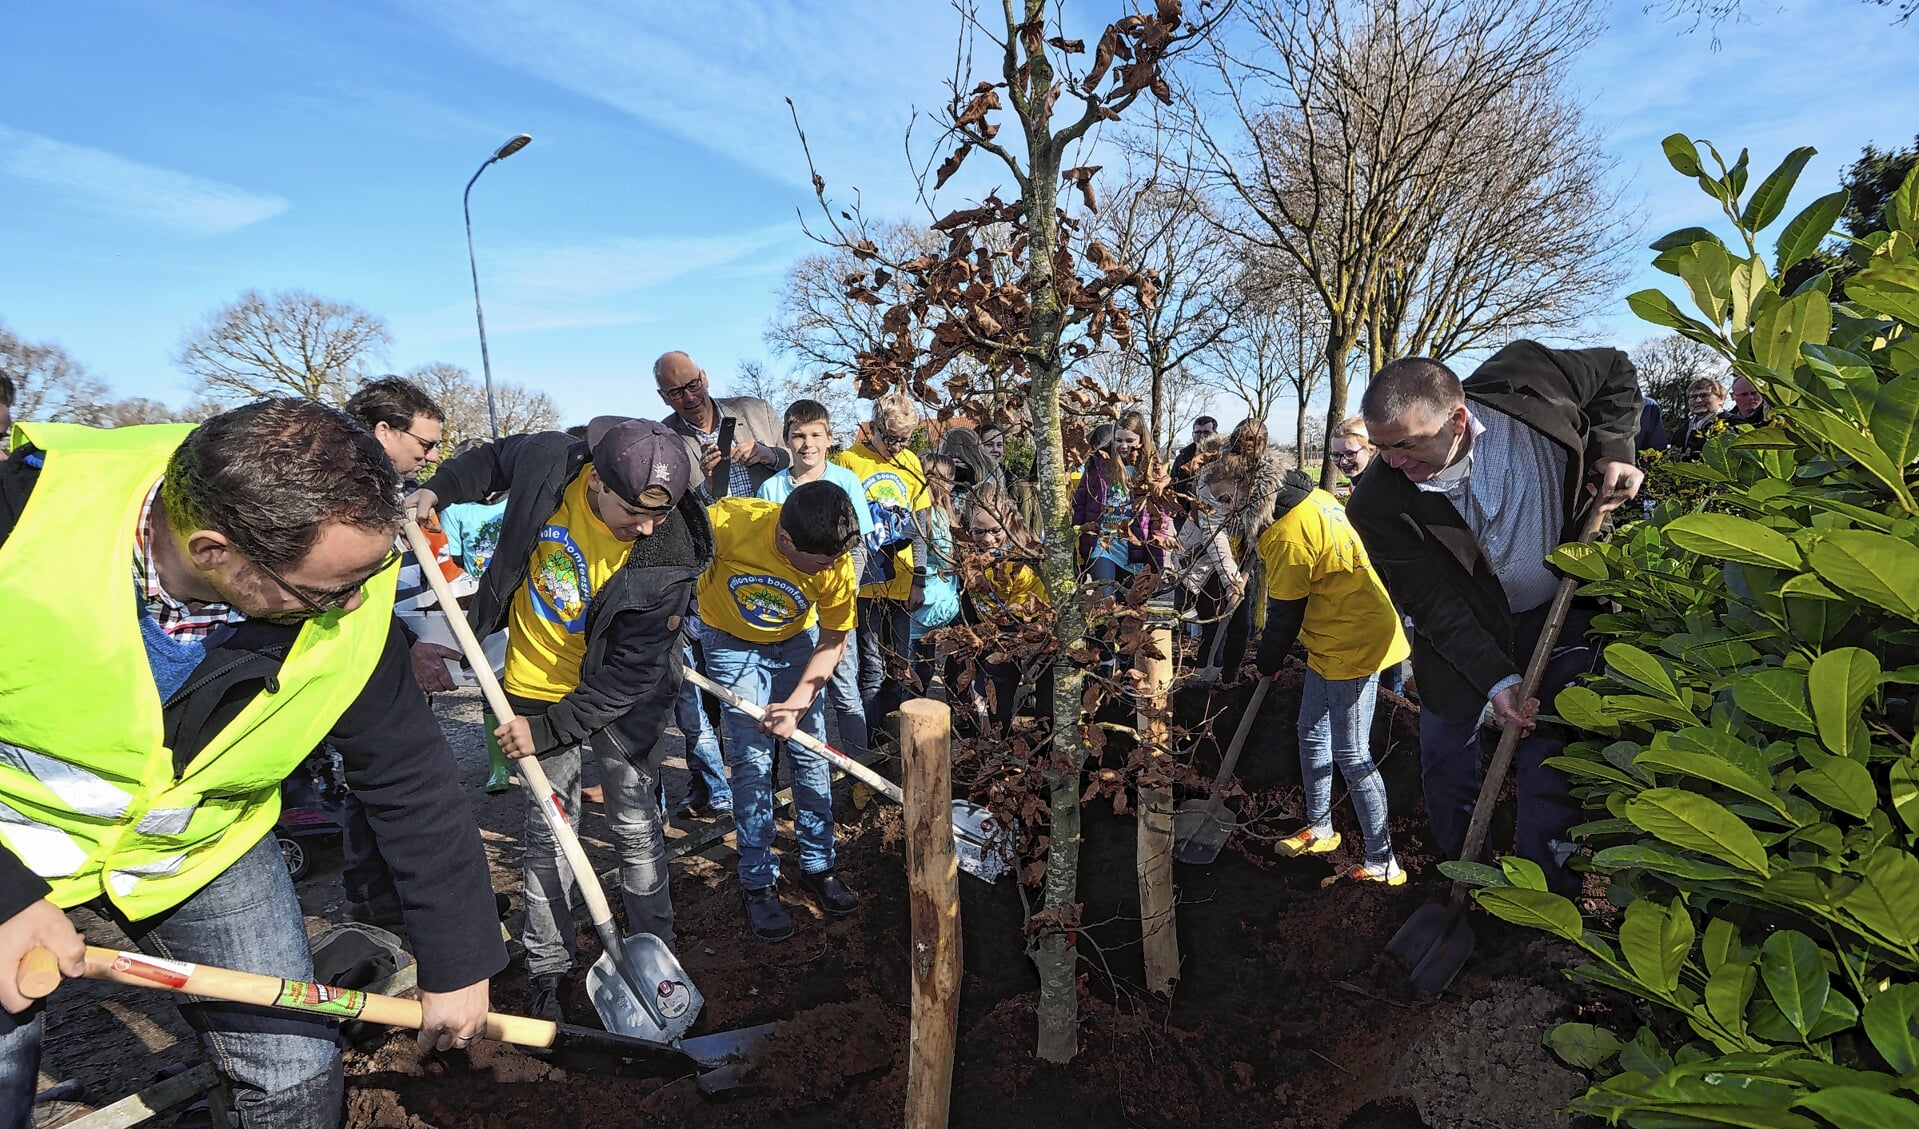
[[715, 417, 738, 495]]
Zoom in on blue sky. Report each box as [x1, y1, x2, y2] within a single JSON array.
[[0, 1, 1911, 425]]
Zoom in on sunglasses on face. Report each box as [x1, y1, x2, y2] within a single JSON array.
[[396, 428, 441, 455], [254, 547, 401, 616]]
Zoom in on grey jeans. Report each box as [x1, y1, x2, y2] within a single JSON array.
[[519, 737, 675, 978]]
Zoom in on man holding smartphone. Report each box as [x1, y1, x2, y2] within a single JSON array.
[[654, 351, 790, 501]]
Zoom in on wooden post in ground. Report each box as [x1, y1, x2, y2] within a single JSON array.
[[902, 699, 960, 1129], [1136, 621, 1179, 995]]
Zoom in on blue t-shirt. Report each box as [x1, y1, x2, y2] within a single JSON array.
[[440, 499, 508, 576], [756, 464, 875, 540]]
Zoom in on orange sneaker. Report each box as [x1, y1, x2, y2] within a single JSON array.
[[1321, 857, 1407, 888], [1275, 827, 1341, 857]]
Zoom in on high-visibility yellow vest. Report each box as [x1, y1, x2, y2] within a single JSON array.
[[0, 421, 395, 919]]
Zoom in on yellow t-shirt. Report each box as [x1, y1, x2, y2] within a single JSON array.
[[1257, 488, 1410, 681], [833, 441, 928, 601], [700, 498, 858, 644], [982, 559, 1049, 611], [503, 472, 634, 702]]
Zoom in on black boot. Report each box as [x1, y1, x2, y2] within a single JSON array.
[[528, 973, 567, 1024], [796, 868, 861, 918], [741, 884, 794, 942]]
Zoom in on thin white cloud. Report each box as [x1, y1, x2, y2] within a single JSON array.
[[0, 124, 289, 237], [396, 0, 1030, 210]]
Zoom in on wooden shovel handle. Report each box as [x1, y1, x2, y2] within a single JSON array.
[[1452, 504, 1610, 899], [400, 519, 621, 935], [21, 944, 560, 1050], [683, 668, 905, 805]]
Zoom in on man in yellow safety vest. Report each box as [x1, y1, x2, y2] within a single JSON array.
[[0, 399, 504, 1128]]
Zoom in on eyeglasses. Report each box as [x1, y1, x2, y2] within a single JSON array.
[[656, 373, 707, 403], [395, 427, 441, 456], [1329, 450, 1365, 464], [876, 429, 914, 448], [254, 547, 400, 616]]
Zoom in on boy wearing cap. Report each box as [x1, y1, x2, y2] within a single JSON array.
[[700, 482, 862, 942], [412, 418, 713, 1020]]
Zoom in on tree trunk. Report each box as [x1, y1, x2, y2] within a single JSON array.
[[1295, 394, 1309, 470], [1319, 331, 1353, 491]]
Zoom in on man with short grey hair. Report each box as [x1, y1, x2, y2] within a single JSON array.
[[1347, 341, 1643, 895], [653, 351, 790, 500]]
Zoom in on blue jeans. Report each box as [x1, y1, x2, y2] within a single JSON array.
[[701, 625, 835, 889], [1419, 604, 1597, 896], [825, 626, 869, 758], [2, 835, 341, 1129], [1298, 669, 1392, 867], [677, 635, 731, 810]]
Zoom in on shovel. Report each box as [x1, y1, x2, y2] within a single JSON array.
[[17, 946, 769, 1088], [681, 667, 903, 805], [1172, 676, 1270, 864], [1385, 505, 1608, 996], [401, 522, 757, 1064]]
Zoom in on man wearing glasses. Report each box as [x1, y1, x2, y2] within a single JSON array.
[[1347, 342, 1644, 897], [0, 399, 503, 1125], [653, 351, 790, 501], [411, 418, 710, 1023]]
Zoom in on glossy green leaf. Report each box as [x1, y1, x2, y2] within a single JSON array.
[[1794, 755, 1877, 819], [1748, 289, 1831, 375], [1742, 147, 1816, 233], [1841, 847, 1919, 950], [1732, 669, 1816, 734], [1806, 530, 1919, 621], [1592, 844, 1755, 883], [1808, 647, 1879, 758], [1785, 409, 1919, 512], [1757, 930, 1828, 1037], [1548, 541, 1610, 581], [1606, 693, 1702, 727], [1544, 1022, 1623, 1069], [1807, 988, 1860, 1041], [1605, 643, 1681, 702], [1889, 163, 1919, 237], [1848, 258, 1919, 327], [1870, 373, 1919, 469], [1662, 729, 1775, 786], [1555, 684, 1618, 735], [1634, 748, 1786, 814], [1664, 133, 1705, 177], [1630, 289, 1727, 347], [1436, 860, 1507, 888], [1702, 915, 1741, 975], [1500, 856, 1548, 891], [1665, 513, 1803, 570], [1730, 254, 1768, 331], [1621, 896, 1693, 996], [1704, 961, 1755, 1044], [1862, 982, 1919, 1075], [1891, 758, 1919, 834], [1793, 1087, 1919, 1129], [1472, 887, 1584, 942], [1626, 788, 1772, 876], [1774, 189, 1849, 277], [1676, 240, 1736, 324]]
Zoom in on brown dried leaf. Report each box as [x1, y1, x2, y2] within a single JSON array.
[[934, 144, 971, 189]]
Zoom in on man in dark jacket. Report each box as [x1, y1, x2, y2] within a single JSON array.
[[0, 400, 503, 1128], [411, 417, 713, 1022], [1347, 342, 1643, 895]]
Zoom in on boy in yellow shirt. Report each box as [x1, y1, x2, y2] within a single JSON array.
[[700, 483, 861, 942], [1253, 466, 1411, 886]]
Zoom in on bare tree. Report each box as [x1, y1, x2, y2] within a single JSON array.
[[1186, 0, 1604, 487], [176, 289, 391, 405], [0, 322, 111, 426], [1632, 332, 1728, 436], [406, 361, 560, 447], [1365, 75, 1634, 367], [1095, 122, 1245, 447], [1201, 274, 1325, 462]]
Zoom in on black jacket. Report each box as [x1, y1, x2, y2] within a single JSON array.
[[420, 432, 714, 765], [1347, 341, 1639, 722], [0, 448, 506, 993]]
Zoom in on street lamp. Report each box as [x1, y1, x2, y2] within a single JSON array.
[[464, 132, 532, 438]]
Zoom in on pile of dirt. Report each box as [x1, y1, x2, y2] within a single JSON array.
[[334, 673, 1595, 1129]]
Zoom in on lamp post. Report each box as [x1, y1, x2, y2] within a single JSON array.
[[464, 132, 532, 439]]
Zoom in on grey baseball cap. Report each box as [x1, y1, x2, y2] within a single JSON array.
[[585, 416, 691, 507]]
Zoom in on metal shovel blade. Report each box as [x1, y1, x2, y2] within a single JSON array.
[[1386, 901, 1476, 997], [586, 931, 703, 1044], [1172, 798, 1235, 865]]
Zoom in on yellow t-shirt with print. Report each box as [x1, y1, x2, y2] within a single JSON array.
[[833, 441, 928, 601], [700, 498, 858, 644], [503, 471, 634, 703], [1257, 488, 1410, 682], [982, 559, 1049, 612]]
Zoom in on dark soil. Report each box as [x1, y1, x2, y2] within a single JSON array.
[[332, 669, 1592, 1129]]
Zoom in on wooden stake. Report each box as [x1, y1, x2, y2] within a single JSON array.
[[1136, 621, 1179, 995], [901, 699, 960, 1129]]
